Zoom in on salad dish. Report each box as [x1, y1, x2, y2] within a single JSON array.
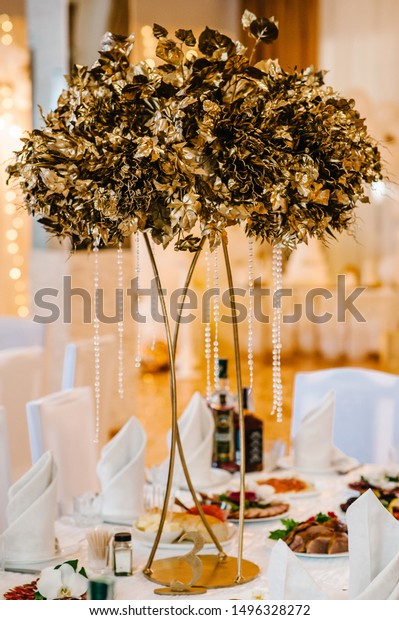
[[340, 473, 399, 519]]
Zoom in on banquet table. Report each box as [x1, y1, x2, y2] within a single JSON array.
[[1, 464, 373, 601]]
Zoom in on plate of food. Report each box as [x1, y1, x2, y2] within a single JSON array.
[[268, 511, 348, 556], [200, 490, 290, 522], [255, 475, 319, 499], [132, 509, 236, 550], [348, 469, 399, 492], [340, 473, 399, 519]]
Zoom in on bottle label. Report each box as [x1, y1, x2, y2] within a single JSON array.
[[246, 429, 263, 468], [114, 549, 132, 575], [214, 409, 234, 463], [214, 431, 233, 442]]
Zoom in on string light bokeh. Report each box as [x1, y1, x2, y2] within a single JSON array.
[[0, 12, 31, 317]]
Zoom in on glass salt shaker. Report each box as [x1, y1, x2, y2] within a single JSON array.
[[113, 532, 133, 576]]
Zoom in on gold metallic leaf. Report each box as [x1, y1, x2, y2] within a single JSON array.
[[249, 17, 279, 43], [153, 23, 168, 39], [156, 39, 184, 65], [175, 29, 196, 47], [242, 10, 257, 29]]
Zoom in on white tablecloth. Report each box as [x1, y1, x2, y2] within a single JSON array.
[[0, 466, 364, 600]]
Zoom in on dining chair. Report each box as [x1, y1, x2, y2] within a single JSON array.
[[26, 386, 99, 516], [61, 334, 117, 447], [0, 316, 46, 350], [0, 406, 11, 533], [0, 346, 44, 482], [291, 367, 399, 465]]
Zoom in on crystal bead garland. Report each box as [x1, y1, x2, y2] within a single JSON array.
[[248, 237, 254, 391], [204, 248, 212, 399], [213, 246, 220, 391], [93, 239, 101, 443], [150, 237, 156, 352], [135, 232, 141, 368], [117, 242, 124, 399], [271, 243, 283, 423]]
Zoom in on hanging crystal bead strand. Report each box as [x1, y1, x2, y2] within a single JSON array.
[[271, 243, 283, 423], [117, 242, 124, 399], [213, 246, 220, 391], [150, 237, 156, 352], [93, 239, 101, 443], [135, 232, 141, 368], [247, 237, 254, 391], [204, 247, 212, 400]]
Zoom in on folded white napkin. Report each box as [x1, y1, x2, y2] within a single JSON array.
[[347, 489, 399, 599], [293, 390, 358, 472], [97, 417, 146, 521], [2, 451, 57, 562], [159, 391, 215, 488], [268, 540, 328, 600]]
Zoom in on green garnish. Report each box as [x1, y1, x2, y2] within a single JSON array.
[[385, 474, 399, 483], [268, 518, 298, 540], [314, 512, 331, 523], [269, 512, 338, 540]]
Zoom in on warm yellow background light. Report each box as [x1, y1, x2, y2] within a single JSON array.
[[9, 267, 21, 280]]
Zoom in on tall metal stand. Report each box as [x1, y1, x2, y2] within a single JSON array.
[[142, 233, 260, 590]]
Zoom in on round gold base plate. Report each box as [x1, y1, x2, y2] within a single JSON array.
[[144, 555, 260, 589]]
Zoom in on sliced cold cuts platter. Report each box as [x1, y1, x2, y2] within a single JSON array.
[[268, 511, 349, 555], [228, 503, 290, 523], [201, 490, 290, 523]]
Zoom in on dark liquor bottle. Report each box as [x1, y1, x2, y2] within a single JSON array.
[[209, 359, 236, 472], [235, 387, 264, 473]]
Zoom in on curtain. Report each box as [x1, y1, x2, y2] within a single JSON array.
[[240, 0, 319, 69], [317, 0, 399, 279], [107, 0, 129, 36]]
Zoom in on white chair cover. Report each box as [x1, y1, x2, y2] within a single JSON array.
[[0, 406, 11, 533], [26, 386, 99, 516], [0, 317, 45, 351], [0, 346, 44, 482], [61, 334, 117, 447], [292, 367, 399, 464]]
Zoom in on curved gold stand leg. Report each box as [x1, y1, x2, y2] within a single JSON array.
[[222, 239, 246, 583], [142, 232, 179, 575]]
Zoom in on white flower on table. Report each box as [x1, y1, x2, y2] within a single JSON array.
[[251, 589, 266, 600], [37, 562, 88, 599]]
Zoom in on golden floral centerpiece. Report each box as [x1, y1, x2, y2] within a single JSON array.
[[7, 11, 381, 250], [7, 10, 383, 593]]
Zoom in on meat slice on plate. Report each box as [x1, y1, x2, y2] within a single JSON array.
[[328, 532, 348, 554], [289, 534, 306, 553], [306, 535, 330, 554]]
